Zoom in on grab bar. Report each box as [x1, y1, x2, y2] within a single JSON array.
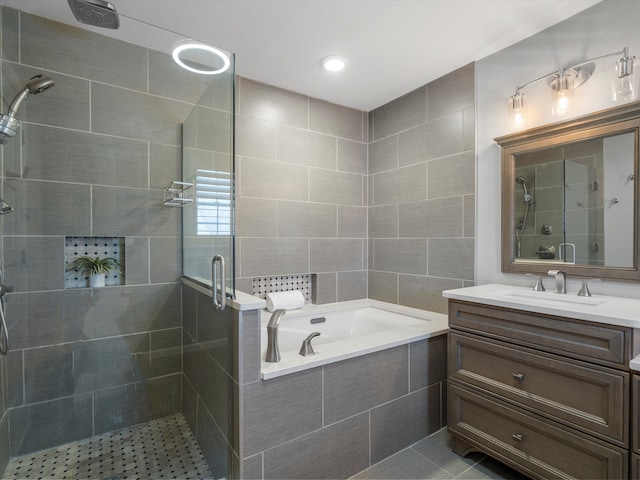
[[211, 255, 227, 311]]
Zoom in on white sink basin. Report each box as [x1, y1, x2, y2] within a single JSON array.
[[497, 289, 607, 307]]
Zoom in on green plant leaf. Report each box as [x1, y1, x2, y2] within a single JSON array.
[[67, 256, 121, 276]]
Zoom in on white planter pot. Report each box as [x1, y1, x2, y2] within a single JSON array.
[[90, 273, 106, 288]]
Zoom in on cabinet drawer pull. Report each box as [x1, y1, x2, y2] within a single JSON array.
[[512, 433, 523, 442], [512, 373, 524, 381]]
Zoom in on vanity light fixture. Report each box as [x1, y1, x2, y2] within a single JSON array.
[[321, 55, 346, 72], [172, 42, 230, 75], [508, 47, 637, 128]]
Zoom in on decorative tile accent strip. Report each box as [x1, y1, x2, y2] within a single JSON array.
[[64, 237, 125, 288], [252, 274, 312, 301], [3, 414, 211, 480]]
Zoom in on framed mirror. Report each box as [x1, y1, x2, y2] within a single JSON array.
[[496, 101, 640, 281]]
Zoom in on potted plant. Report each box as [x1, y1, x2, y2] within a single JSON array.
[[67, 256, 121, 288]]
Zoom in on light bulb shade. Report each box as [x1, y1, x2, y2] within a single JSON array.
[[612, 56, 640, 103], [509, 92, 526, 129], [550, 70, 574, 116]]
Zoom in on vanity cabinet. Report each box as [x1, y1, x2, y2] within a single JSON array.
[[448, 299, 634, 479]]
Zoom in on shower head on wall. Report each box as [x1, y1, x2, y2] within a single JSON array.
[[0, 74, 55, 144], [68, 0, 120, 29]]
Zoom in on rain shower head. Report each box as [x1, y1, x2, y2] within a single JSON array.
[[68, 0, 120, 29], [0, 74, 55, 144]]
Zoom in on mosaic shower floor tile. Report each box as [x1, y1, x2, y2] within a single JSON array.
[[4, 413, 212, 480]]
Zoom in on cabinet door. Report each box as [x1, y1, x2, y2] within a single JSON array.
[[450, 332, 629, 446], [449, 383, 628, 480]]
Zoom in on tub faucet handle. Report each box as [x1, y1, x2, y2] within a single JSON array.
[[299, 332, 320, 357], [526, 273, 545, 292], [577, 278, 601, 297]]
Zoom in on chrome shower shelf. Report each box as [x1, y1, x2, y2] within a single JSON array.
[[163, 181, 194, 206]]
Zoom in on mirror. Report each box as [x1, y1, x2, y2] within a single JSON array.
[[496, 101, 640, 281]]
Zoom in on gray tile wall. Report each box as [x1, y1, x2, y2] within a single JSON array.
[[369, 63, 476, 313], [238, 334, 448, 479], [0, 6, 214, 458], [235, 77, 369, 303]]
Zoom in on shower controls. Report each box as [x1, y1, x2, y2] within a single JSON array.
[[541, 225, 552, 235]]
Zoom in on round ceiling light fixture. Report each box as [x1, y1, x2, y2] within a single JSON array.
[[172, 42, 231, 75], [321, 55, 346, 72]]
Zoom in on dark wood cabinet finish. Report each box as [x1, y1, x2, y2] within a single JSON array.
[[449, 300, 631, 368], [449, 384, 628, 480], [450, 331, 629, 446], [448, 299, 637, 480]]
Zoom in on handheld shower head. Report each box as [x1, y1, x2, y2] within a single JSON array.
[[0, 74, 55, 144], [515, 176, 532, 204]]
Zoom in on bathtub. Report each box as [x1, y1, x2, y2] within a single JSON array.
[[260, 299, 448, 379]]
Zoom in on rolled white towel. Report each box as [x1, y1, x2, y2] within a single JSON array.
[[266, 290, 305, 312]]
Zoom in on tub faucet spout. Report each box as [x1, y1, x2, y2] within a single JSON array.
[[265, 309, 286, 362], [299, 332, 320, 357]]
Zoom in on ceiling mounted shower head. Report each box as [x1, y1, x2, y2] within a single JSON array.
[[68, 0, 120, 29], [0, 74, 55, 144]]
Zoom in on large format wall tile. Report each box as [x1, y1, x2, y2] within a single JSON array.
[[277, 201, 337, 238], [243, 368, 322, 456], [263, 413, 369, 480], [240, 78, 308, 129], [310, 239, 363, 272], [399, 198, 464, 238], [92, 186, 180, 237], [277, 125, 337, 169], [239, 157, 308, 201], [3, 179, 91, 236], [1, 63, 90, 132], [241, 238, 309, 276], [20, 124, 148, 187], [309, 169, 363, 206], [372, 86, 426, 140], [91, 83, 191, 146], [323, 345, 408, 424], [10, 394, 93, 456], [373, 163, 427, 205], [3, 236, 65, 292], [19, 13, 147, 91], [309, 98, 364, 141], [370, 386, 441, 463], [373, 239, 429, 275]]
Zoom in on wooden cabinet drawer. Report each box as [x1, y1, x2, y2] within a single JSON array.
[[448, 383, 628, 480], [632, 453, 640, 479], [449, 300, 629, 368], [449, 332, 629, 446]]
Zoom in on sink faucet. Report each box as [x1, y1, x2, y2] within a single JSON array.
[[548, 270, 567, 294], [265, 309, 286, 362]]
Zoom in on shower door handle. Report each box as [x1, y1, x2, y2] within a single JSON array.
[[211, 255, 227, 311]]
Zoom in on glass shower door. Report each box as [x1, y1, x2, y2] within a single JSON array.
[[182, 59, 235, 303]]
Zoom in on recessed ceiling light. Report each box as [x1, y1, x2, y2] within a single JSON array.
[[321, 55, 346, 72], [172, 42, 231, 75]]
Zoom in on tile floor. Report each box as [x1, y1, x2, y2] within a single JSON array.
[[3, 413, 212, 480], [352, 428, 528, 480], [3, 414, 526, 480]]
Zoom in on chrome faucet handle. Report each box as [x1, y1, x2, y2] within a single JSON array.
[[577, 278, 601, 297], [547, 269, 567, 294], [526, 273, 545, 292], [299, 332, 320, 357]]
